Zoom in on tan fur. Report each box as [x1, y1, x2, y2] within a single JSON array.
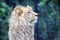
[[8, 5, 38, 40]]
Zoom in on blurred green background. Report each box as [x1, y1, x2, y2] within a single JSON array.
[[0, 0, 60, 40]]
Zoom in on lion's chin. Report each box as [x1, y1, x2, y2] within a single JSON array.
[[33, 19, 37, 23]]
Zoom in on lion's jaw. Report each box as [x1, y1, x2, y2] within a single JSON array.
[[19, 17, 37, 27]]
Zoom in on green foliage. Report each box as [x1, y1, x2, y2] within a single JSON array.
[[55, 0, 60, 5], [0, 2, 13, 40]]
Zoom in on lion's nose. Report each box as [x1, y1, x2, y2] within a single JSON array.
[[35, 13, 38, 16], [35, 14, 38, 16]]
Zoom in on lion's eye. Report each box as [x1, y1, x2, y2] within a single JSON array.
[[27, 11, 30, 13]]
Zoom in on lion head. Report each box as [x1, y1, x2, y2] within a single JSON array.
[[11, 5, 38, 26]]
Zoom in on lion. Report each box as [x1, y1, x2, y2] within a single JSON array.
[[8, 5, 38, 40]]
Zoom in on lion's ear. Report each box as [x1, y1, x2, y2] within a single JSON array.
[[27, 5, 30, 7], [27, 5, 32, 10], [14, 5, 23, 16]]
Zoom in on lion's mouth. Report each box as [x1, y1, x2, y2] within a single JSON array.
[[31, 18, 37, 22], [30, 16, 38, 23]]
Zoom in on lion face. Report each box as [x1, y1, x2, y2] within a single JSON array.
[[14, 5, 38, 23]]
